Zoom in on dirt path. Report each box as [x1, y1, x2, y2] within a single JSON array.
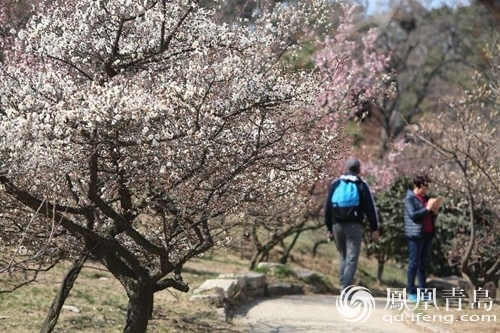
[[233, 295, 428, 333]]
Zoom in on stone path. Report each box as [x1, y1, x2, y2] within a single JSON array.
[[234, 295, 426, 333]]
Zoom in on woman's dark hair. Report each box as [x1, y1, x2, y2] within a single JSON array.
[[413, 174, 431, 188]]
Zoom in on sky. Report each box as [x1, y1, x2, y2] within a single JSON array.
[[357, 0, 471, 15]]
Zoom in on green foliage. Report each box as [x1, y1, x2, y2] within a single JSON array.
[[303, 273, 333, 289], [364, 177, 410, 266], [442, 203, 500, 284], [251, 264, 295, 278], [344, 121, 363, 147], [365, 176, 470, 280], [252, 266, 270, 274], [289, 41, 317, 70], [273, 265, 295, 278], [73, 289, 95, 304], [428, 195, 468, 276]]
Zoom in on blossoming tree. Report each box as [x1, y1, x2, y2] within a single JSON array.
[[418, 80, 500, 292], [0, 0, 370, 331], [0, 0, 40, 61], [241, 3, 392, 271]]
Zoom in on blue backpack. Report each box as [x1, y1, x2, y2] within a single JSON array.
[[330, 179, 362, 221]]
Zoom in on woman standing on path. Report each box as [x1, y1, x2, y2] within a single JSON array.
[[403, 174, 440, 303]]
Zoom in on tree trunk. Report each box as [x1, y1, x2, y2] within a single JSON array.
[[279, 231, 301, 264], [377, 260, 384, 284], [460, 188, 477, 294], [250, 247, 272, 269], [312, 239, 328, 257], [40, 254, 88, 333], [250, 249, 263, 270], [123, 283, 154, 333]]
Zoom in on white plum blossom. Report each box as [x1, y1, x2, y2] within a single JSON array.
[[0, 0, 351, 331]]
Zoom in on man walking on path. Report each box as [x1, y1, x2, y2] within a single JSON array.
[[324, 157, 379, 294]]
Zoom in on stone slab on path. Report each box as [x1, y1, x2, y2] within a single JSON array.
[[234, 295, 435, 333]]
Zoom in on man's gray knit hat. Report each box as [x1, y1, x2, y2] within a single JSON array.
[[345, 157, 361, 173]]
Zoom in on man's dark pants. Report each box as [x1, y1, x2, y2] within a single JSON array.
[[407, 232, 433, 295]]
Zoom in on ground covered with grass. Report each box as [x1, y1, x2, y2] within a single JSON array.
[[0, 255, 249, 333], [2, 229, 497, 332]]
